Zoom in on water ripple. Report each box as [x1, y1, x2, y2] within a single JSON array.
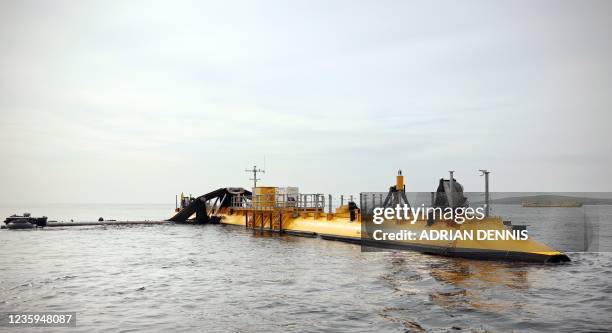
[[0, 223, 611, 332]]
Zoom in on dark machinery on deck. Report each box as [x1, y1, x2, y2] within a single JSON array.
[[168, 187, 252, 223]]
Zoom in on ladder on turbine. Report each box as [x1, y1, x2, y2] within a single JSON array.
[[245, 208, 284, 232]]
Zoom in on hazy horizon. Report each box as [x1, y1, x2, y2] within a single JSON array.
[[2, 0, 612, 204]]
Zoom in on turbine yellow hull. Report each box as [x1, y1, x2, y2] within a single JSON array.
[[213, 209, 569, 263]]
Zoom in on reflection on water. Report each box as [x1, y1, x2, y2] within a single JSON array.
[[377, 250, 612, 332], [1, 205, 611, 332], [428, 259, 529, 313]]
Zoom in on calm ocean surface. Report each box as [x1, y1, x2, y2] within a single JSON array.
[[1, 204, 611, 332]]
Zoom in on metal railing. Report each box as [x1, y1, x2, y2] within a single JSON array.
[[329, 194, 359, 210], [231, 193, 326, 211]]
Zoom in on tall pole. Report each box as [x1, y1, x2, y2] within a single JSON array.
[[479, 169, 490, 217], [448, 170, 455, 208], [245, 165, 265, 188]]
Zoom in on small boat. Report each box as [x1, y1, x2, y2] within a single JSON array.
[[4, 213, 47, 229], [6, 220, 34, 229]]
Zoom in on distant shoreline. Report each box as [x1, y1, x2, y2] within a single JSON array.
[[474, 194, 612, 206]]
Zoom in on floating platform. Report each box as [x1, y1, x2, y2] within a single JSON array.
[[169, 172, 570, 264]]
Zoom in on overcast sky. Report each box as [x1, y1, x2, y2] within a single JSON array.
[[1, 0, 611, 204]]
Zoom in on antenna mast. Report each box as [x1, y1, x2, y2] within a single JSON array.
[[479, 169, 490, 217], [245, 165, 265, 188]]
